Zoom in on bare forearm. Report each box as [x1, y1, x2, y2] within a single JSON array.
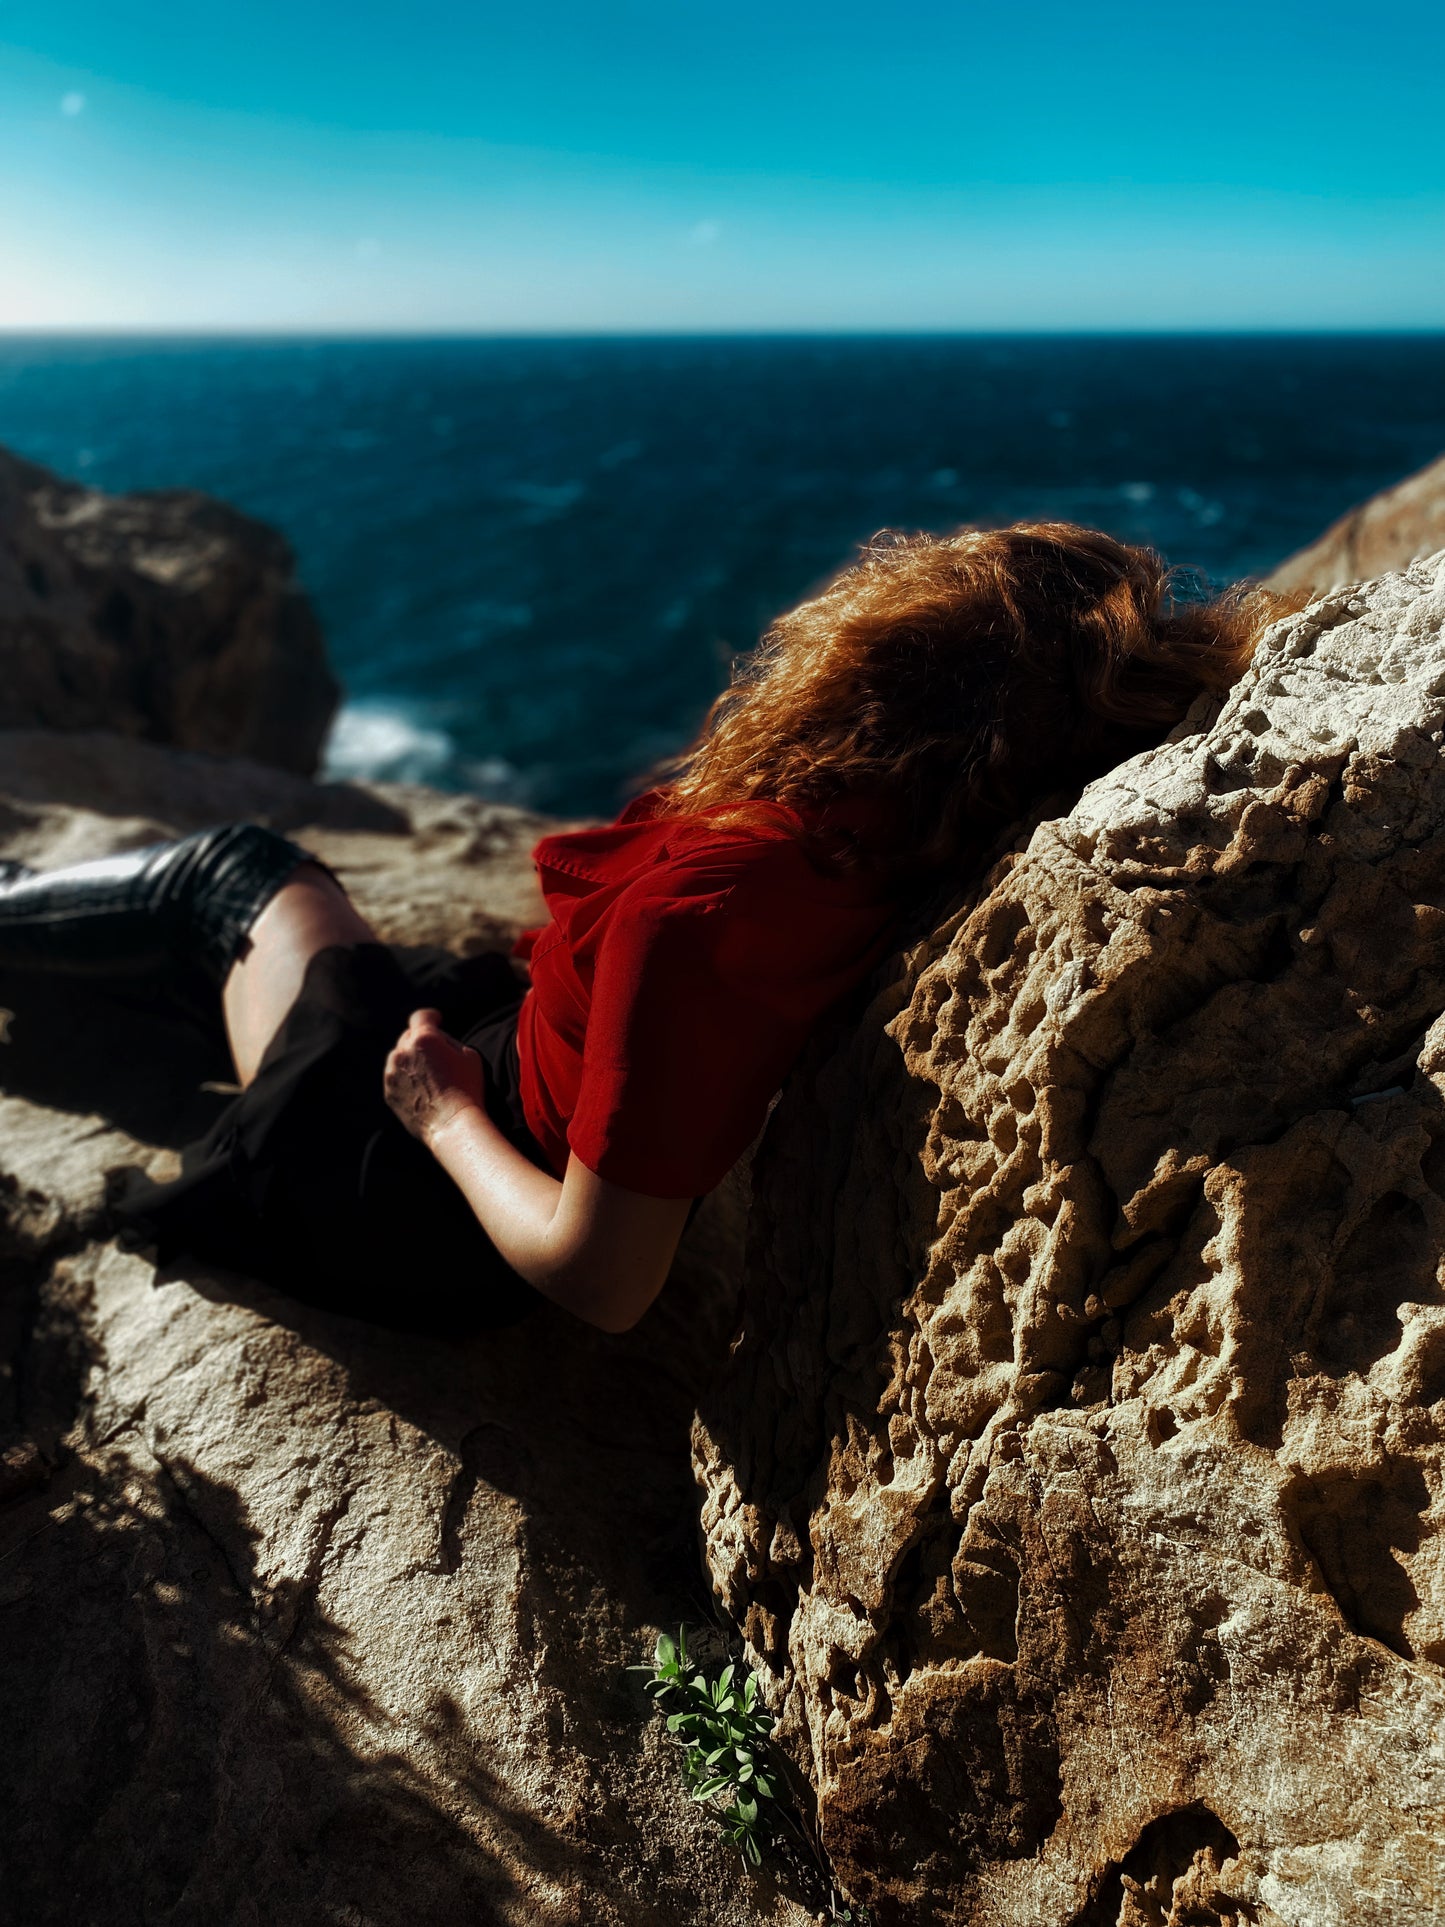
[[383, 1008, 690, 1331], [424, 1104, 686, 1330], [425, 1104, 566, 1281]]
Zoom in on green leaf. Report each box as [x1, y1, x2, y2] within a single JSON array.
[[632, 1627, 791, 1874]]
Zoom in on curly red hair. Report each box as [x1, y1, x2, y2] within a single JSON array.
[[657, 521, 1298, 879]]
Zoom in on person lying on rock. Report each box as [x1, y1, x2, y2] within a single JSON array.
[[0, 523, 1288, 1336]]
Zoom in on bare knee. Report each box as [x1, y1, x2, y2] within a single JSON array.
[[222, 862, 378, 1085]]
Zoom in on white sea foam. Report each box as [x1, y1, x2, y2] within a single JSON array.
[[323, 702, 454, 784], [322, 701, 528, 801]]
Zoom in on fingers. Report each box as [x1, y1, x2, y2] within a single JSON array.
[[391, 1008, 446, 1053], [382, 1013, 486, 1145]]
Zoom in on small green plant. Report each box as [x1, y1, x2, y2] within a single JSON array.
[[632, 1625, 873, 1922], [632, 1626, 779, 1867]]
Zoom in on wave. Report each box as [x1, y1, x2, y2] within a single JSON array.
[[321, 700, 529, 802]]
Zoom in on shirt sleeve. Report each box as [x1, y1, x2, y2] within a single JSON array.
[[566, 850, 870, 1198]]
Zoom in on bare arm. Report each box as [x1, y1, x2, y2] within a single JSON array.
[[383, 1008, 692, 1332]]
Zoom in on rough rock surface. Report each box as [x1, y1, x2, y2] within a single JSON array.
[[0, 736, 816, 1927], [0, 445, 338, 773], [1268, 450, 1445, 594], [694, 554, 1445, 1925]]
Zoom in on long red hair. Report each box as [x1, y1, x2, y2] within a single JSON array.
[[656, 521, 1298, 880]]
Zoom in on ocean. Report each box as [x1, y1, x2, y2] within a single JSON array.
[[1, 333, 1442, 818]]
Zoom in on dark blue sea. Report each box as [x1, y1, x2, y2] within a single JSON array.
[[1, 334, 1442, 817]]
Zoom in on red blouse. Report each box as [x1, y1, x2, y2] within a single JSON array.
[[513, 791, 898, 1198]]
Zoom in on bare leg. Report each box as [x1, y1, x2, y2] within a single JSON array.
[[222, 864, 379, 1086]]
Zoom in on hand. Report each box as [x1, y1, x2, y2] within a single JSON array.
[[383, 1008, 487, 1145]]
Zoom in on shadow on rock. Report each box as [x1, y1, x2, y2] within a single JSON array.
[[0, 967, 780, 1925], [0, 1436, 619, 1927]]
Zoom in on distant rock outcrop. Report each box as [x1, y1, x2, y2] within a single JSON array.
[[694, 553, 1445, 1925], [1268, 450, 1445, 593], [0, 445, 338, 773]]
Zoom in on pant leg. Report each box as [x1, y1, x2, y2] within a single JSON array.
[[117, 942, 543, 1334]]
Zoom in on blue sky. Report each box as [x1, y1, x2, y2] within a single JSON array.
[[1, 0, 1442, 330]]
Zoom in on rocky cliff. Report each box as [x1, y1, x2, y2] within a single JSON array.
[[1268, 450, 1445, 594], [693, 553, 1445, 1925], [8, 443, 1445, 1926], [0, 446, 338, 773]]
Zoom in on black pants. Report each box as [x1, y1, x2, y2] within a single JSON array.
[[118, 943, 547, 1333]]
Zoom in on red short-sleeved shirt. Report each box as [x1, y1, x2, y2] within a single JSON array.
[[513, 791, 898, 1198]]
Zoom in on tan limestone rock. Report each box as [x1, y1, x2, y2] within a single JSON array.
[[693, 553, 1445, 1926]]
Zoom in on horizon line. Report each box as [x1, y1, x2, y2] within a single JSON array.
[[2, 324, 1443, 343]]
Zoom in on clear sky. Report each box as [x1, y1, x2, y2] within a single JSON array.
[[1, 0, 1441, 331]]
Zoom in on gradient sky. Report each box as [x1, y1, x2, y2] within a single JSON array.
[[1, 0, 1442, 331]]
